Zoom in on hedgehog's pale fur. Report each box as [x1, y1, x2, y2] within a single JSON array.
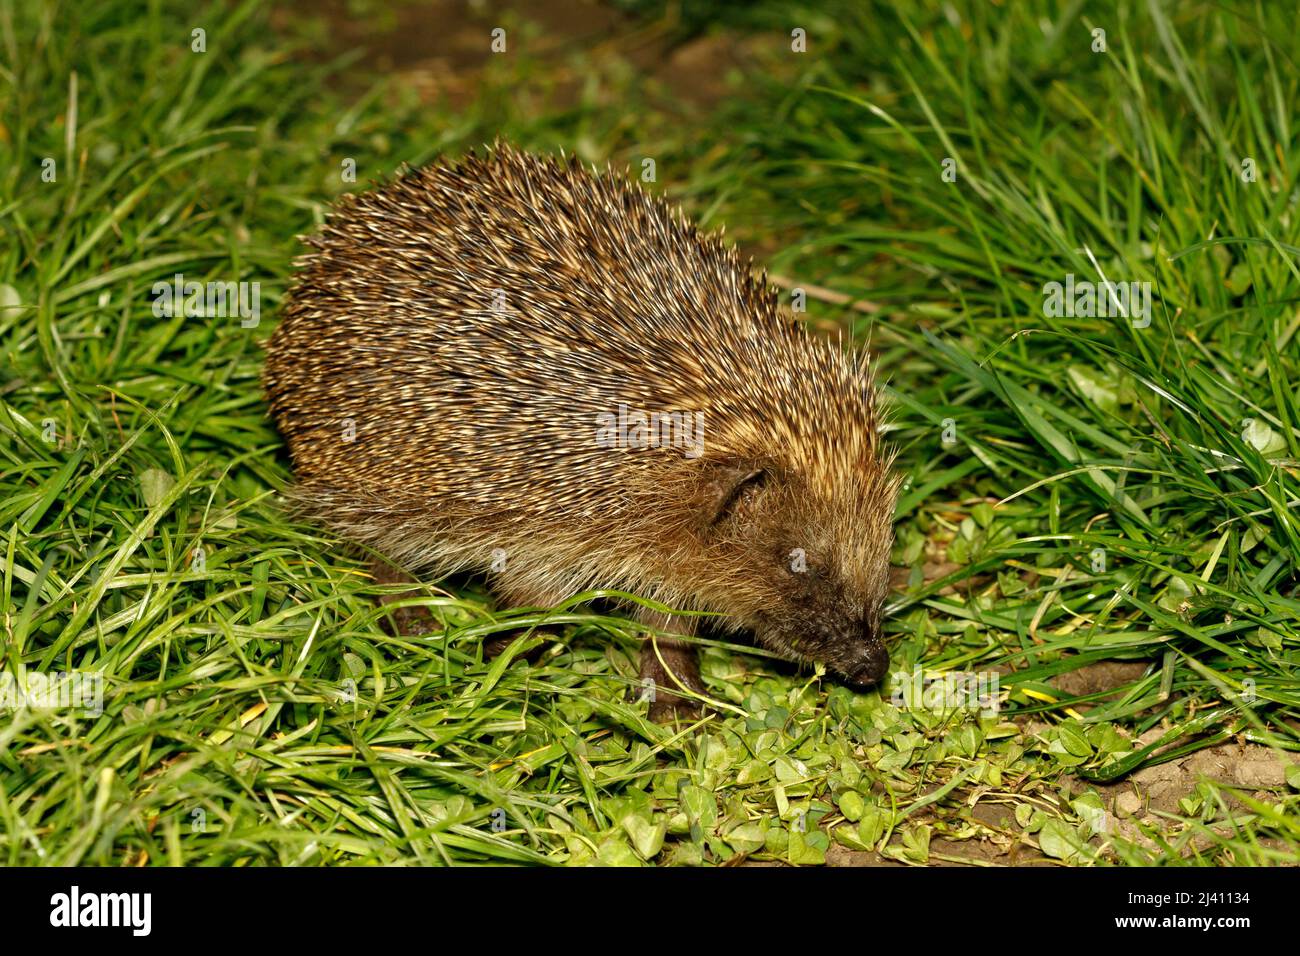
[[264, 143, 898, 688]]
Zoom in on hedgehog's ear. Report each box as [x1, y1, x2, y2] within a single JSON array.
[[703, 462, 768, 526]]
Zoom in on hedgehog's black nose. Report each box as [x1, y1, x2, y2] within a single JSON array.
[[844, 642, 889, 689]]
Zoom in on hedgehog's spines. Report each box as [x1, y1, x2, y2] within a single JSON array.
[[265, 142, 893, 612]]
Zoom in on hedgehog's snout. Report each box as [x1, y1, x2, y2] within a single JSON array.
[[843, 638, 889, 689], [836, 613, 890, 688]]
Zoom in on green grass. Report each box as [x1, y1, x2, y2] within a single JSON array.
[[1, 0, 1297, 866]]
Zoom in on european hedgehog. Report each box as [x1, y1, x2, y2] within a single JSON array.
[[263, 144, 899, 719]]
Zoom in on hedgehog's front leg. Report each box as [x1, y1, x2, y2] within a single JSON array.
[[636, 609, 706, 722], [371, 559, 437, 637]]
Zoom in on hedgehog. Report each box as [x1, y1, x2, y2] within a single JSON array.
[[263, 144, 900, 720]]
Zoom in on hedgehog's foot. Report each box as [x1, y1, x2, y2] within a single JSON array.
[[370, 559, 437, 637], [483, 631, 548, 664], [636, 612, 706, 722], [484, 582, 561, 664]]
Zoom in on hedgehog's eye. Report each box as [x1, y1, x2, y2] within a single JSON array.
[[707, 465, 767, 526]]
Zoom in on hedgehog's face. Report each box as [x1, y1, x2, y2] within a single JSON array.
[[699, 460, 898, 688]]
